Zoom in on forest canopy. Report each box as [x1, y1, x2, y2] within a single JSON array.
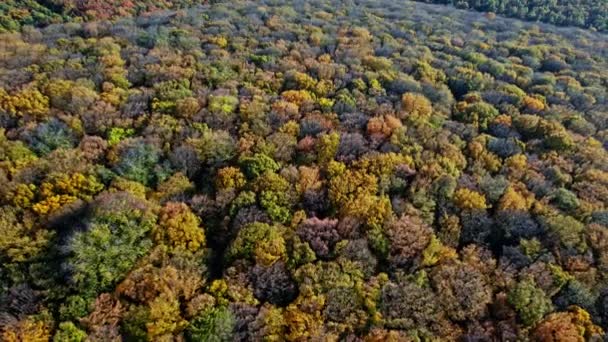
[[0, 0, 608, 340]]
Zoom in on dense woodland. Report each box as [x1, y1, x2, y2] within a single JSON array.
[[2, 0, 608, 33], [419, 0, 608, 32], [1, 0, 608, 340], [0, 0, 211, 32]]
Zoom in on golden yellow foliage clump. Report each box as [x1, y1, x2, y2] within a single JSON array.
[[453, 188, 488, 210], [2, 317, 51, 342], [281, 90, 314, 106], [0, 86, 49, 117], [401, 92, 432, 118], [522, 95, 546, 112], [147, 293, 188, 339], [498, 185, 534, 211], [215, 166, 247, 190], [154, 202, 206, 252], [32, 173, 104, 215]]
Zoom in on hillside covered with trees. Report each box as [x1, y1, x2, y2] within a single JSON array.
[[1, 0, 608, 340], [0, 0, 210, 32], [417, 0, 608, 32]]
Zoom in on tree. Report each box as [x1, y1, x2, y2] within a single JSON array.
[[153, 202, 206, 252], [227, 222, 286, 266], [113, 140, 164, 186], [401, 92, 432, 118], [296, 217, 340, 259], [542, 214, 587, 252], [495, 210, 541, 241], [385, 215, 433, 268], [207, 94, 239, 128], [430, 262, 492, 321], [52, 322, 87, 342], [26, 119, 77, 156], [63, 192, 156, 296], [0, 86, 49, 118], [250, 261, 297, 306], [453, 188, 488, 211], [453, 101, 499, 130], [239, 153, 280, 179], [508, 278, 553, 326], [215, 167, 246, 190], [2, 316, 51, 342], [0, 206, 53, 262], [380, 280, 450, 338], [537, 120, 574, 151], [532, 306, 604, 341], [187, 306, 235, 342]]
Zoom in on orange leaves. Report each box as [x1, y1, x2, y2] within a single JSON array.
[[281, 90, 314, 107], [366, 115, 402, 138], [532, 306, 604, 341], [401, 92, 432, 118]]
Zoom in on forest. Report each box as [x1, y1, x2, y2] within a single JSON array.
[[418, 0, 608, 32], [2, 0, 608, 33], [0, 0, 608, 340]]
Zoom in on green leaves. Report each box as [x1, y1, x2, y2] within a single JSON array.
[[508, 278, 553, 326], [64, 192, 156, 296], [187, 307, 235, 342]]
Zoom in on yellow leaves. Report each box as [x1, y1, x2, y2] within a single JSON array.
[[498, 185, 534, 211], [292, 71, 317, 90], [281, 90, 314, 106], [55, 173, 104, 198], [522, 95, 546, 112], [315, 79, 334, 97], [100, 82, 128, 106], [258, 305, 287, 342], [505, 153, 527, 171], [209, 279, 258, 307], [279, 120, 300, 136], [31, 173, 103, 215], [255, 237, 287, 266], [467, 137, 501, 173], [343, 194, 393, 227], [154, 202, 206, 252], [6, 183, 36, 208], [32, 194, 77, 215], [109, 177, 147, 199], [215, 166, 247, 190], [0, 86, 49, 117], [2, 317, 51, 342], [354, 152, 414, 178], [401, 92, 432, 118], [329, 169, 378, 206], [317, 132, 340, 166], [0, 208, 53, 262], [146, 293, 187, 339], [284, 293, 325, 341], [453, 188, 488, 210], [210, 36, 228, 48], [421, 235, 457, 267], [0, 129, 38, 176]]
